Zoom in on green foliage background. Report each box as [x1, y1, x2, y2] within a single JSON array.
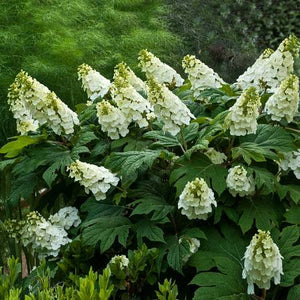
[[0, 0, 181, 143]]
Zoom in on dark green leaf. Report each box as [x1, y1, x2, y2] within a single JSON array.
[[170, 153, 227, 196], [136, 219, 165, 245], [82, 216, 131, 253]]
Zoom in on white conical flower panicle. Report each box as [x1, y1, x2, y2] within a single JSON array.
[[49, 207, 81, 230], [236, 35, 300, 93], [112, 63, 152, 128], [114, 62, 146, 93], [182, 55, 225, 97], [78, 63, 111, 101], [8, 71, 79, 135], [242, 230, 283, 295], [147, 77, 194, 136], [68, 160, 119, 201], [280, 150, 300, 179], [264, 74, 299, 123], [138, 49, 184, 87], [225, 87, 261, 136], [226, 165, 255, 197], [178, 177, 217, 220], [179, 237, 200, 262], [96, 100, 129, 140], [204, 148, 227, 164]]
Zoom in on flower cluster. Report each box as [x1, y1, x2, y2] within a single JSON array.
[[226, 166, 255, 197], [138, 49, 184, 87], [147, 77, 194, 135], [225, 87, 261, 136], [68, 160, 119, 201], [112, 63, 152, 128], [6, 209, 81, 258], [96, 100, 129, 140], [109, 255, 129, 270], [280, 150, 300, 179], [204, 148, 227, 164], [242, 230, 283, 295], [236, 35, 300, 93], [182, 55, 225, 97], [264, 74, 299, 123], [178, 177, 217, 220], [8, 71, 79, 135], [114, 62, 146, 93], [78, 64, 111, 101], [49, 206, 81, 230]]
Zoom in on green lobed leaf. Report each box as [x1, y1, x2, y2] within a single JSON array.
[[131, 195, 174, 222], [170, 153, 227, 196], [81, 216, 132, 253], [189, 224, 249, 300], [105, 150, 163, 186], [135, 219, 166, 245], [237, 198, 284, 234]]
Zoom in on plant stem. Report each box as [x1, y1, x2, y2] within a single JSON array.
[[180, 130, 188, 152]]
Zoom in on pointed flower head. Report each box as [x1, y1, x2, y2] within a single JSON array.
[[96, 100, 129, 139], [178, 177, 217, 220], [78, 63, 111, 101], [138, 49, 184, 87], [147, 77, 194, 136], [182, 55, 225, 97], [225, 87, 261, 136], [242, 230, 283, 294], [113, 62, 146, 93], [68, 160, 119, 201], [226, 165, 255, 197], [112, 63, 152, 128], [8, 71, 79, 135], [264, 74, 299, 123], [109, 255, 129, 270], [236, 35, 300, 93]]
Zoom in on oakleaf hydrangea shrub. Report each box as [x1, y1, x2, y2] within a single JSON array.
[[1, 35, 300, 299]]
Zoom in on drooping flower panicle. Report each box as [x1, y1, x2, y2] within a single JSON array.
[[147, 77, 194, 136], [264, 74, 299, 123], [78, 63, 111, 101], [242, 230, 283, 295], [178, 177, 217, 220], [8, 71, 79, 135], [68, 160, 119, 201], [182, 55, 225, 97], [225, 87, 261, 136], [138, 49, 184, 87], [226, 165, 255, 197]]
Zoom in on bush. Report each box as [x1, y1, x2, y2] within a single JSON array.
[[1, 35, 300, 299]]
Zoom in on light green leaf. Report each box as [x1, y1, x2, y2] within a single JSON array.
[[143, 131, 181, 148], [0, 135, 46, 158]]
